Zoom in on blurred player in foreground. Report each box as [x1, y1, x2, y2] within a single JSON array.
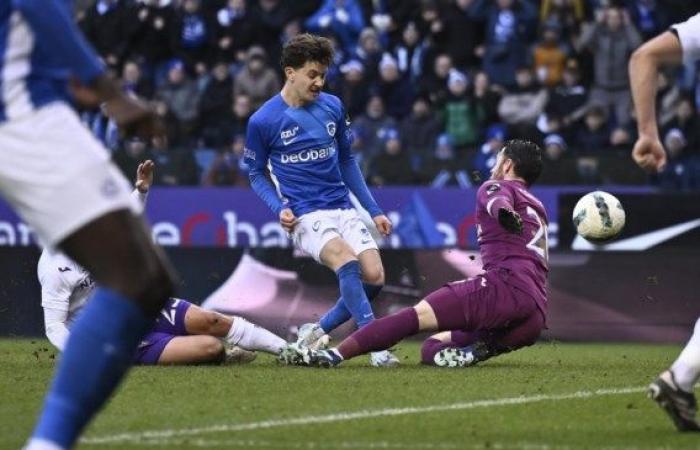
[[281, 140, 549, 369], [0, 2, 181, 448], [39, 161, 286, 365], [629, 12, 700, 432], [244, 34, 398, 367]]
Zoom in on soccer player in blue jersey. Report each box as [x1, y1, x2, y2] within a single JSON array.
[[244, 33, 399, 367], [1, 2, 175, 449]]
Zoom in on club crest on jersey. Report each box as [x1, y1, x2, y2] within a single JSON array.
[[486, 183, 501, 195], [326, 122, 336, 137]]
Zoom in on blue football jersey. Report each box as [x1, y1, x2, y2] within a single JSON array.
[[245, 92, 380, 217], [0, 0, 104, 122]]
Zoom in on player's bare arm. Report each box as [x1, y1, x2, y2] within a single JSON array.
[[629, 31, 682, 173]]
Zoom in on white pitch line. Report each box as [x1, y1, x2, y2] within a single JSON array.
[[82, 386, 645, 445]]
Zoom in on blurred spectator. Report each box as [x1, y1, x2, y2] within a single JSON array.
[[401, 96, 442, 170], [150, 137, 201, 186], [574, 106, 609, 153], [533, 23, 568, 87], [213, 0, 258, 64], [472, 71, 503, 125], [421, 133, 472, 188], [353, 95, 398, 159], [443, 0, 484, 69], [354, 27, 384, 83], [416, 0, 448, 53], [124, 0, 176, 83], [663, 97, 700, 156], [122, 60, 154, 99], [609, 126, 633, 151], [577, 6, 642, 126], [80, 0, 128, 70], [392, 21, 427, 83], [250, 0, 294, 62], [471, 0, 538, 88], [542, 59, 587, 138], [655, 128, 697, 190], [203, 136, 251, 186], [113, 137, 152, 181], [472, 124, 506, 183], [537, 133, 578, 184], [376, 54, 414, 120], [419, 53, 452, 108], [498, 66, 547, 139], [230, 94, 253, 140], [626, 0, 669, 41], [539, 0, 586, 42], [443, 69, 481, 148], [234, 46, 281, 110], [336, 60, 371, 118], [154, 59, 202, 146], [171, 0, 213, 75], [305, 0, 365, 55], [198, 62, 234, 148], [369, 128, 416, 186]]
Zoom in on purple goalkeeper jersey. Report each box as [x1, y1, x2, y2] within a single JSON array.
[[476, 179, 548, 311]]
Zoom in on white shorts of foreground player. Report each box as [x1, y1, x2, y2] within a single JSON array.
[[292, 208, 378, 262], [0, 103, 138, 246]]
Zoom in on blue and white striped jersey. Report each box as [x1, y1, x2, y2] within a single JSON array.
[[0, 0, 104, 122]]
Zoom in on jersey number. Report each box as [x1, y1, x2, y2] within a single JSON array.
[[526, 206, 548, 264]]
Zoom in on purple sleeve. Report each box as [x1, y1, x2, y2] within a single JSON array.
[[479, 182, 514, 218], [14, 0, 105, 84]]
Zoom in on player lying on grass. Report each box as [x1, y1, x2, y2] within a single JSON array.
[[629, 12, 700, 432], [280, 139, 549, 368], [40, 161, 286, 365]]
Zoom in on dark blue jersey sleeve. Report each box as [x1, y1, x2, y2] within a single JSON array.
[[14, 0, 105, 84], [245, 116, 284, 216]]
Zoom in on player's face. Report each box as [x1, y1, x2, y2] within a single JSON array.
[[288, 61, 328, 104]]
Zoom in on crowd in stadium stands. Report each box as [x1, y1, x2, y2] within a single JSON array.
[[75, 0, 700, 190]]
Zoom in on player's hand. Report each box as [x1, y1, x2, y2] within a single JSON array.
[[135, 159, 155, 193], [498, 208, 523, 234], [632, 135, 667, 173], [279, 208, 298, 233], [373, 214, 393, 236]]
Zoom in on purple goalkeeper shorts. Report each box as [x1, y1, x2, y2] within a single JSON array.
[[424, 268, 545, 342], [134, 298, 192, 365]]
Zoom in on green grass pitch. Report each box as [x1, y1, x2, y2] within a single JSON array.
[[1, 339, 698, 450]]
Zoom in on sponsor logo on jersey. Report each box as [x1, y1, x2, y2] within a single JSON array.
[[280, 145, 335, 164], [326, 122, 336, 137], [281, 126, 300, 145], [312, 220, 321, 232]]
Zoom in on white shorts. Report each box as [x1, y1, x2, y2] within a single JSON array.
[[0, 102, 139, 247], [292, 208, 378, 262]]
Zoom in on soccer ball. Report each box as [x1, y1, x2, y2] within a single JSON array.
[[572, 191, 625, 242]]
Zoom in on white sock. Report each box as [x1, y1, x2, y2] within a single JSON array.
[[671, 317, 700, 392], [24, 438, 65, 450], [226, 316, 286, 355]]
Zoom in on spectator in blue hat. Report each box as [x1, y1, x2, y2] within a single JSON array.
[[538, 133, 577, 184], [369, 127, 416, 186], [421, 133, 472, 188], [471, 123, 506, 183]]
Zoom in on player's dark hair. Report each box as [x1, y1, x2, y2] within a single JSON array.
[[502, 139, 543, 186], [280, 34, 334, 70]]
